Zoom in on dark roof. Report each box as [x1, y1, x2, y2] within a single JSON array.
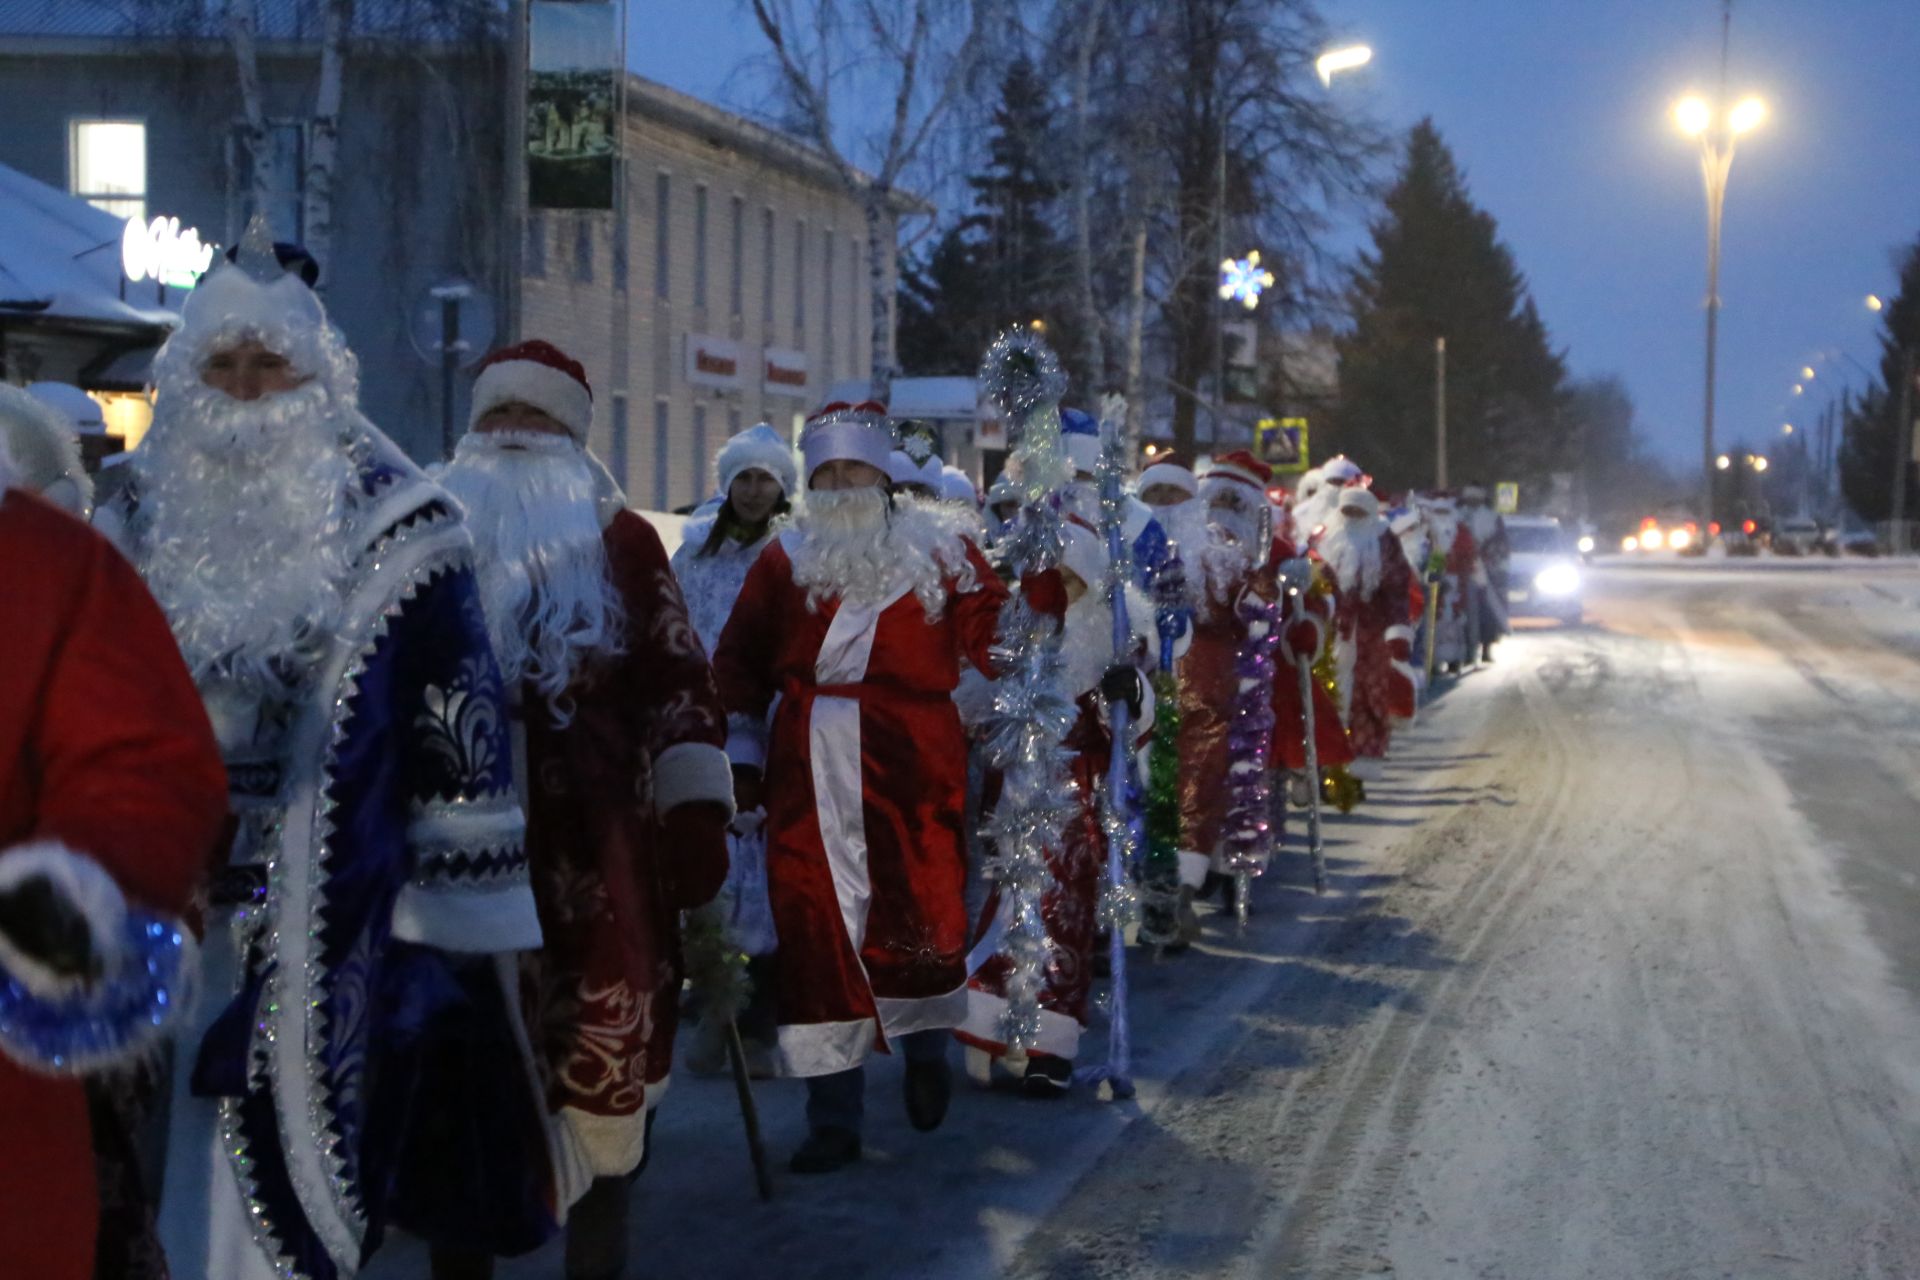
[[0, 0, 500, 43]]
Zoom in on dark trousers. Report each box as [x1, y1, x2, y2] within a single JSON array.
[[804, 1028, 949, 1134]]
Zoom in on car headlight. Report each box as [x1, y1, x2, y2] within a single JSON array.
[[1640, 529, 1665, 551], [1668, 528, 1693, 551], [1621, 535, 1640, 552], [1577, 535, 1595, 554], [1534, 563, 1582, 597]]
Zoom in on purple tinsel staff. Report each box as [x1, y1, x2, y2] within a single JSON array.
[[1222, 591, 1281, 926]]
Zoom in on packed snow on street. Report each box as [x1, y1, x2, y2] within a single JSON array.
[[369, 559, 1920, 1280]]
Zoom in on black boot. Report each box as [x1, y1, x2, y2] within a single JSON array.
[[789, 1126, 862, 1174], [903, 1056, 952, 1131], [1022, 1055, 1073, 1099], [1480, 643, 1494, 663]]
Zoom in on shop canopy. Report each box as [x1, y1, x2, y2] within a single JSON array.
[[0, 161, 181, 331]]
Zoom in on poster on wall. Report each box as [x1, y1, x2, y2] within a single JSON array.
[[528, 1, 620, 210]]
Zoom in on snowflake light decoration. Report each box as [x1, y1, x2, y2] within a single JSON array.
[[1218, 251, 1275, 311]]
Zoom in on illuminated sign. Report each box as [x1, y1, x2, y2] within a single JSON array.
[[1255, 416, 1310, 474], [1495, 482, 1519, 515], [122, 216, 215, 290], [1218, 250, 1274, 310]]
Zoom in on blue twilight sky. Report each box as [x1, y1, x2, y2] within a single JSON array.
[[630, 1, 1920, 464]]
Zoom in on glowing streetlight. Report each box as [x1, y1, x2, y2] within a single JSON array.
[[1716, 454, 1732, 470], [1791, 384, 1803, 395], [1729, 96, 1768, 135], [1674, 96, 1712, 137], [1316, 44, 1373, 88], [1800, 366, 1816, 380], [1867, 294, 1885, 312], [1783, 423, 1795, 435], [1752, 455, 1769, 472], [1673, 88, 1769, 524]]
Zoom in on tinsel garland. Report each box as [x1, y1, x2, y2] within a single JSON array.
[[1138, 668, 1184, 944], [976, 328, 1076, 1053], [1308, 569, 1364, 813], [681, 903, 751, 1029], [1221, 591, 1282, 917]]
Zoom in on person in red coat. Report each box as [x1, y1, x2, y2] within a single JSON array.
[[711, 401, 1015, 1174], [1319, 487, 1417, 772], [0, 463, 226, 1280], [1268, 536, 1355, 784], [435, 342, 735, 1280]]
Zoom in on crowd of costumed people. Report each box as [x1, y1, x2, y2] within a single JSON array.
[[0, 223, 1512, 1280]]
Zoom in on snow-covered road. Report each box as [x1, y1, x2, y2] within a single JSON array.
[[386, 563, 1920, 1280]]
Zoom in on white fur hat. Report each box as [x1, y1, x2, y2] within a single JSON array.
[[939, 465, 978, 506], [1060, 520, 1107, 593], [469, 339, 594, 443], [715, 422, 797, 497], [1337, 486, 1381, 518], [1322, 455, 1364, 485], [1137, 461, 1198, 500], [0, 383, 91, 514]]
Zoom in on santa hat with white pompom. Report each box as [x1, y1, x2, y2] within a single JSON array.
[[468, 339, 595, 444]]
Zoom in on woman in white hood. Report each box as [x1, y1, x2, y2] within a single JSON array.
[[671, 423, 797, 1075]]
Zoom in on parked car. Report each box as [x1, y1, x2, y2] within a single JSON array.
[[1503, 516, 1583, 624], [1772, 517, 1820, 556]]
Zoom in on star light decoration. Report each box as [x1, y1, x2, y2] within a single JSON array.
[[1218, 251, 1275, 311]]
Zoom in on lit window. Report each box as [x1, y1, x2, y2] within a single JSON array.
[[71, 119, 146, 222]]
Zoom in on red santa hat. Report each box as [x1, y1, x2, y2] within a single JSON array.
[[800, 400, 892, 482], [1199, 449, 1273, 495], [469, 340, 595, 443]]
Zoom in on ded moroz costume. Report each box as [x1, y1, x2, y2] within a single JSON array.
[[0, 463, 227, 1280], [437, 340, 735, 1279], [108, 225, 554, 1280]]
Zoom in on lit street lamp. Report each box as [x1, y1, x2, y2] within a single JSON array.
[[1716, 454, 1732, 470], [1316, 44, 1372, 88], [1673, 89, 1767, 524]]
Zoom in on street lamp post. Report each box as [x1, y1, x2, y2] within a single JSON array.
[[1674, 92, 1766, 526]]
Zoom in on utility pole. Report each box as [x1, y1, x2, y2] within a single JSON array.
[[1213, 104, 1228, 447], [1435, 336, 1448, 489], [1893, 348, 1915, 554]]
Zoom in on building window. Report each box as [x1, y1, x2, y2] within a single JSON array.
[[71, 119, 146, 222], [609, 392, 629, 485], [761, 207, 776, 327], [573, 217, 593, 283], [653, 398, 671, 510], [692, 403, 708, 503], [793, 217, 807, 339], [823, 229, 836, 373], [525, 213, 547, 278], [654, 172, 671, 300], [225, 121, 304, 241], [693, 184, 709, 308], [730, 195, 745, 319]]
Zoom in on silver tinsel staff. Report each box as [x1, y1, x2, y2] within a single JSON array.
[[1082, 392, 1142, 1100], [976, 328, 1078, 1055]]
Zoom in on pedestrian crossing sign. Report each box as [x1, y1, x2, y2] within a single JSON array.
[[1495, 482, 1519, 514], [1255, 417, 1310, 474]]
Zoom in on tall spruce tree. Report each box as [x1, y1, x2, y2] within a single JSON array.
[[897, 57, 1081, 379], [1333, 120, 1568, 494], [1839, 234, 1920, 524]]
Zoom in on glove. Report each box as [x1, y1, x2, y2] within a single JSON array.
[[659, 801, 731, 911], [1284, 619, 1321, 661], [1099, 665, 1145, 719], [0, 876, 100, 986], [1020, 568, 1068, 621]]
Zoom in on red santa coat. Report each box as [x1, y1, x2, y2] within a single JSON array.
[[519, 509, 732, 1180], [1271, 559, 1356, 773], [1176, 569, 1279, 885], [712, 532, 1009, 1077], [0, 492, 226, 1280], [1334, 530, 1417, 761]]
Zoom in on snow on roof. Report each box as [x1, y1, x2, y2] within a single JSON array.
[[0, 0, 496, 43], [0, 161, 181, 329]]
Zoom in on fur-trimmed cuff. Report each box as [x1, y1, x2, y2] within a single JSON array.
[[0, 840, 128, 998], [653, 741, 736, 816], [724, 713, 767, 770], [1384, 624, 1415, 645]]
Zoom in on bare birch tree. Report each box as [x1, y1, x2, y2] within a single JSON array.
[[227, 0, 274, 223], [747, 0, 995, 398], [303, 0, 357, 276]]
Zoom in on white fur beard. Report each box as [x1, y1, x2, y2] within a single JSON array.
[[439, 430, 625, 712], [1321, 516, 1386, 598], [1428, 515, 1460, 557], [134, 380, 357, 692], [1198, 534, 1256, 606], [1059, 583, 1155, 697], [786, 488, 971, 619]]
